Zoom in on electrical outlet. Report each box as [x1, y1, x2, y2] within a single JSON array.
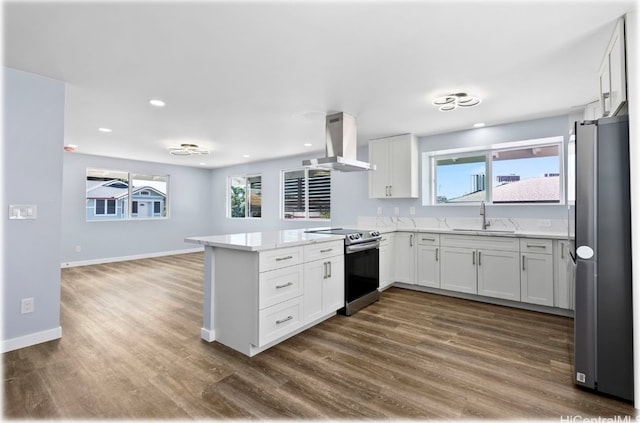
[[377, 207, 383, 215], [538, 219, 552, 227], [75, 245, 82, 253], [409, 207, 416, 215], [394, 207, 400, 216], [21, 298, 34, 314]]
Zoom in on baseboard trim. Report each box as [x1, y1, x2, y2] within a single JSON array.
[[2, 326, 62, 353], [61, 247, 204, 268], [201, 327, 216, 342]]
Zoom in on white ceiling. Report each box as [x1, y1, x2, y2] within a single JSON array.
[[3, 1, 637, 169]]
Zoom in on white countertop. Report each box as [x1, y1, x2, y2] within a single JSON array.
[[185, 229, 344, 252], [389, 227, 567, 240]]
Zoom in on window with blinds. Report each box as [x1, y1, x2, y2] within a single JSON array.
[[283, 169, 331, 220]]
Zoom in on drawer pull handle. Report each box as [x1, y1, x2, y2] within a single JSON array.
[[422, 237, 436, 242], [320, 248, 333, 253], [276, 255, 293, 262], [275, 282, 293, 289], [526, 244, 547, 249], [276, 315, 293, 325]]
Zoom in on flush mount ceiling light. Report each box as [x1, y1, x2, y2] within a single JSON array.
[[98, 127, 112, 133], [168, 143, 209, 156], [432, 92, 481, 112]]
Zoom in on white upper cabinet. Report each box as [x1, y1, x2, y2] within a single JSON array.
[[599, 17, 626, 117], [368, 134, 419, 198]]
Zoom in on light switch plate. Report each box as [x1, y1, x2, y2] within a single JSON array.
[[9, 205, 37, 220]]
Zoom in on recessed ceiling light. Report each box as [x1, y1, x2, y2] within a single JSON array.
[[473, 122, 486, 128], [303, 143, 313, 147], [199, 162, 206, 166], [149, 99, 165, 107], [243, 154, 251, 158], [98, 127, 112, 132]]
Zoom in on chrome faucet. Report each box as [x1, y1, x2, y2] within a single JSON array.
[[480, 201, 490, 230]]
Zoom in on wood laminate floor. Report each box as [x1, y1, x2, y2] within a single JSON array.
[[3, 252, 635, 419]]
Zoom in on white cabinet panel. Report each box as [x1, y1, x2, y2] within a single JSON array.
[[258, 297, 303, 347], [394, 232, 417, 284], [259, 246, 303, 272], [368, 134, 418, 198], [417, 244, 440, 288], [599, 17, 626, 117], [303, 255, 345, 323], [379, 233, 395, 290], [477, 249, 520, 301], [259, 265, 303, 309], [440, 246, 477, 294], [521, 253, 554, 306]]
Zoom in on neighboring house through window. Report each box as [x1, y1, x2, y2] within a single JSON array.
[[86, 169, 169, 221]]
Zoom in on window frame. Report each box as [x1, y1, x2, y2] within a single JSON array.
[[281, 168, 331, 221], [227, 174, 262, 219], [86, 168, 170, 221], [425, 136, 565, 206]]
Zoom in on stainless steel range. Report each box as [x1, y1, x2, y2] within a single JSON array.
[[306, 228, 381, 315]]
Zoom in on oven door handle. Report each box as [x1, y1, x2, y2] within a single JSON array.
[[346, 241, 380, 254]]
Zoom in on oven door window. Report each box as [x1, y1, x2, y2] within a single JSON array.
[[345, 248, 379, 302]]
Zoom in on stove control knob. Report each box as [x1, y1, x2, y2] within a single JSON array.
[[371, 231, 380, 237]]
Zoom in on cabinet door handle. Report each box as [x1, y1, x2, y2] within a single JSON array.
[[435, 248, 439, 261], [323, 262, 328, 279], [526, 244, 547, 249], [602, 91, 611, 116], [561, 244, 565, 259], [320, 248, 333, 253], [328, 261, 332, 278], [389, 186, 392, 197], [478, 251, 482, 266], [472, 251, 476, 265], [409, 234, 414, 247], [522, 255, 526, 271], [275, 282, 293, 289], [276, 255, 293, 262], [276, 315, 293, 325]]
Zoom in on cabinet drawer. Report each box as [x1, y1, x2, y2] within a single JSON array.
[[417, 233, 440, 245], [258, 296, 303, 347], [259, 246, 303, 272], [304, 240, 343, 262], [520, 238, 553, 255], [259, 265, 303, 309], [441, 234, 519, 251]]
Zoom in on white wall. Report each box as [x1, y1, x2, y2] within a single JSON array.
[[61, 153, 213, 265], [2, 68, 65, 352], [209, 114, 570, 235]]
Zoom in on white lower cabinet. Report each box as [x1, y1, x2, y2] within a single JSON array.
[[520, 239, 554, 306], [555, 240, 574, 310], [379, 233, 395, 290], [417, 234, 440, 288], [394, 232, 417, 284], [440, 247, 476, 294], [477, 249, 520, 301], [440, 235, 520, 299], [303, 254, 345, 322]]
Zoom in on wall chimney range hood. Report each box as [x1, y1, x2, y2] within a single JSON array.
[[302, 112, 375, 172]]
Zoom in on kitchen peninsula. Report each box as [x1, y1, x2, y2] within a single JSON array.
[[185, 230, 345, 356], [187, 218, 571, 357]]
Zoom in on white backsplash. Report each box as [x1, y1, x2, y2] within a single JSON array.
[[357, 216, 567, 236]]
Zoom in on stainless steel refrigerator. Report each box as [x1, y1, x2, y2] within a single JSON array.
[[572, 114, 633, 402]]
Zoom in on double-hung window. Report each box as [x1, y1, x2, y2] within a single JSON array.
[[282, 169, 331, 220], [429, 137, 563, 205]]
